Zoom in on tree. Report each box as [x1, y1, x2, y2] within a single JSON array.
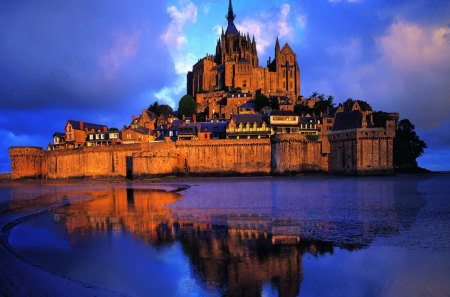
[[394, 119, 427, 169], [270, 97, 280, 110], [178, 95, 197, 117], [148, 101, 174, 116], [253, 93, 270, 112]]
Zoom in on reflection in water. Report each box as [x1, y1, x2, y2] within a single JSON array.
[[4, 176, 450, 297]]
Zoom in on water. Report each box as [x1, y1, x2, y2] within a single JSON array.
[[2, 175, 450, 297]]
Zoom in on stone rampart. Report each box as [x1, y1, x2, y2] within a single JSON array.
[[329, 128, 394, 175], [9, 146, 44, 179], [271, 135, 328, 174], [176, 139, 272, 175], [9, 131, 394, 179], [44, 144, 141, 179]]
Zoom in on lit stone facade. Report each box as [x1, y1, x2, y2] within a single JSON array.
[[187, 0, 300, 112]]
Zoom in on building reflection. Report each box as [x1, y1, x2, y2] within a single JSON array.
[[46, 177, 426, 297]]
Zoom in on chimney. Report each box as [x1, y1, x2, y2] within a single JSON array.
[[79, 121, 84, 131], [103, 126, 107, 132], [193, 114, 197, 123], [132, 115, 137, 120]]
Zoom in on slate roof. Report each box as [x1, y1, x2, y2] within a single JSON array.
[[67, 120, 107, 131], [332, 110, 374, 131], [270, 110, 297, 117], [226, 21, 239, 35], [133, 127, 150, 134], [200, 122, 227, 133], [239, 101, 255, 109], [53, 132, 65, 138], [230, 114, 266, 126]]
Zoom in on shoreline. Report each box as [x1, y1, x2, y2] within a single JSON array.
[[0, 181, 189, 297]]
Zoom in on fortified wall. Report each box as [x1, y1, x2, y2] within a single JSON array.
[[9, 136, 333, 179], [328, 127, 395, 175]]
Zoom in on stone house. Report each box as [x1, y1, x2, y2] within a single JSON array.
[[65, 120, 108, 149], [226, 114, 270, 139]]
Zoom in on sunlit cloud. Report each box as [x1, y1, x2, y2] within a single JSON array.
[[157, 0, 198, 107]]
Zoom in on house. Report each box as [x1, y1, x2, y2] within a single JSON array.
[[198, 122, 227, 140], [130, 110, 157, 131], [178, 123, 201, 140], [269, 110, 299, 134], [121, 127, 154, 144], [226, 114, 270, 139], [86, 130, 121, 147], [238, 101, 256, 115], [65, 120, 108, 148], [298, 116, 321, 135], [52, 132, 65, 150]]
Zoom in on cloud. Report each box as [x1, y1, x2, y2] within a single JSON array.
[[98, 29, 142, 80], [0, 1, 170, 112], [377, 20, 450, 73], [236, 4, 298, 55], [162, 1, 197, 49], [157, 0, 198, 107]]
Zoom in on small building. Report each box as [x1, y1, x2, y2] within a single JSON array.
[[198, 122, 227, 140], [298, 116, 321, 135], [65, 120, 108, 149], [86, 130, 121, 147], [269, 110, 299, 134], [178, 123, 201, 140], [238, 101, 256, 115], [226, 114, 270, 139], [52, 132, 65, 150], [121, 127, 154, 144]]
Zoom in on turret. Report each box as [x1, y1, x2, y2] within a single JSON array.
[[275, 36, 280, 57]]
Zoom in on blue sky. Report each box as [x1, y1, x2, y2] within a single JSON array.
[[0, 0, 449, 172]]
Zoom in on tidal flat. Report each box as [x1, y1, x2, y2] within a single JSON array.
[[1, 175, 449, 297]]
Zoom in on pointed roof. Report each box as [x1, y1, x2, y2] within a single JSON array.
[[225, 0, 239, 35], [275, 36, 280, 52]]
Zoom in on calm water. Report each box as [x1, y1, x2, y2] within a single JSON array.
[[3, 176, 450, 297]]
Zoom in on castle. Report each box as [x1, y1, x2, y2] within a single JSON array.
[[8, 0, 398, 179]]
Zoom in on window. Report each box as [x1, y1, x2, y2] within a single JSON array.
[[90, 135, 93, 140]]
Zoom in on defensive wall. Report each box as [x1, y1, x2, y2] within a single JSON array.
[[328, 128, 394, 175], [9, 133, 393, 179]]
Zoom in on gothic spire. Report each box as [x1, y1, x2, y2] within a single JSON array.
[[275, 36, 280, 52], [225, 0, 239, 35], [227, 0, 235, 22]]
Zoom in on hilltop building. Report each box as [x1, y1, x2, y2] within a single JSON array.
[[187, 0, 300, 119]]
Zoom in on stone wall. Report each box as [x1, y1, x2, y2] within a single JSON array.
[[176, 139, 272, 175], [44, 144, 141, 179], [328, 128, 394, 175], [9, 147, 44, 179], [9, 131, 394, 179], [271, 134, 328, 174], [132, 142, 179, 177]]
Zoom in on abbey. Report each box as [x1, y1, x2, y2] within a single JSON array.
[[187, 0, 300, 105]]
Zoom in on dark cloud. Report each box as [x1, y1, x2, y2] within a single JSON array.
[[0, 0, 172, 112]]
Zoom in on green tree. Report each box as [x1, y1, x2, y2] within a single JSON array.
[[394, 119, 427, 169], [253, 93, 270, 112], [178, 95, 197, 117], [148, 101, 174, 116], [270, 97, 280, 110]]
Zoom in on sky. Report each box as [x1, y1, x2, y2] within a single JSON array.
[[0, 0, 449, 172]]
